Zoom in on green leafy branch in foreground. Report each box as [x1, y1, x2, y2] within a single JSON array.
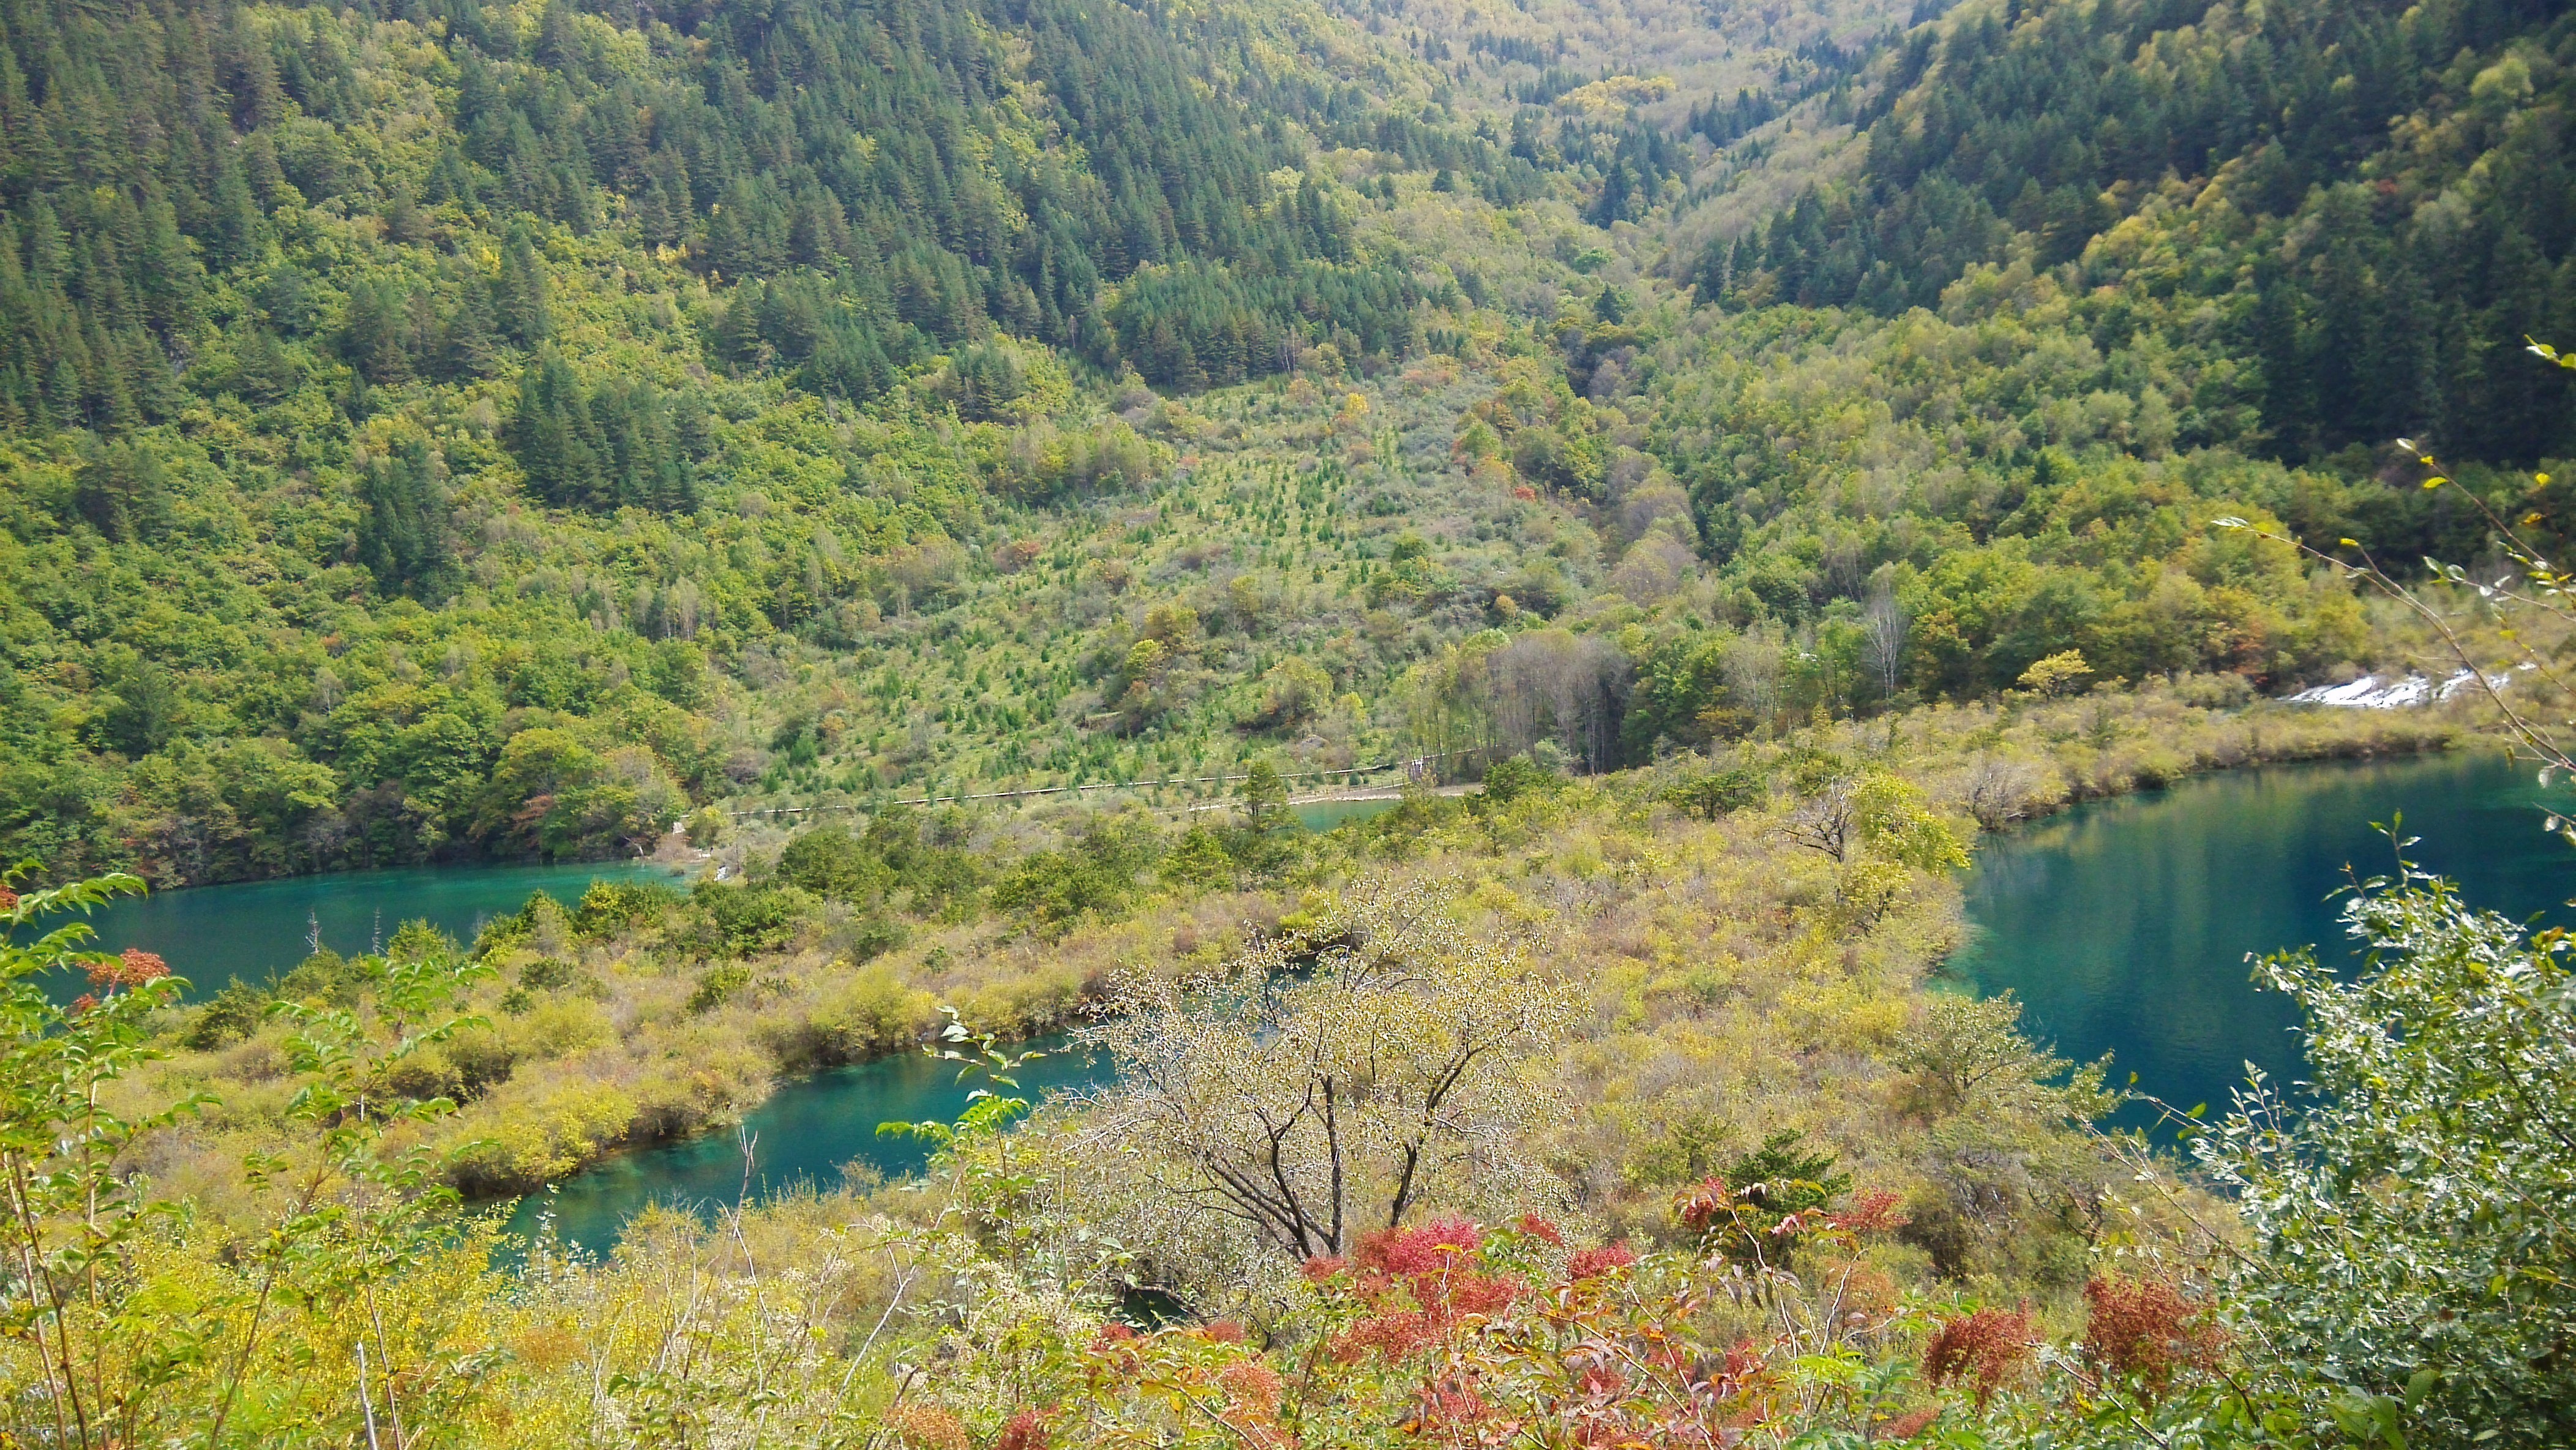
[[2193, 854, 2576, 1446], [0, 865, 503, 1450], [0, 865, 196, 1450]]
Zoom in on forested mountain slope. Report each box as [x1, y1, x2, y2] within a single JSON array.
[[1693, 0, 2576, 463], [1, 0, 2573, 1444], [0, 0, 1409, 413], [1, 0, 2570, 890], [0, 0, 1459, 880]]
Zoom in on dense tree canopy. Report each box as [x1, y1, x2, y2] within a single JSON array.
[[1698, 0, 2576, 462]]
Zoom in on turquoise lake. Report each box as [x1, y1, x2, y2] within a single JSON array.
[[1951, 749, 2574, 1129], [503, 1039, 1113, 1257], [509, 750, 2576, 1255], [49, 757, 2566, 1258], [503, 803, 1393, 1256], [56, 859, 683, 999]]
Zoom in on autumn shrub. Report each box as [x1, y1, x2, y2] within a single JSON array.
[[1921, 1305, 2036, 1407], [2080, 1273, 2223, 1403]]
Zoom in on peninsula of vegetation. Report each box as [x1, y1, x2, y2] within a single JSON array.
[[1, 0, 2571, 1443]]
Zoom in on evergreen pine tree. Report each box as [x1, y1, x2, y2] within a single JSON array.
[[354, 439, 452, 599]]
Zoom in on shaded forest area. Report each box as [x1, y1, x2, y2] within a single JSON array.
[[1694, 0, 2576, 463]]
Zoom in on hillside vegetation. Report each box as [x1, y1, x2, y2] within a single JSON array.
[[10, 0, 2567, 887], [13, 688, 2512, 1450], [1, 0, 2574, 1442]]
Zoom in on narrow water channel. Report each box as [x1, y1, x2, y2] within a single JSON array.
[[503, 802, 1399, 1257], [512, 752, 2576, 1256], [503, 1038, 1114, 1256], [74, 764, 2564, 1261]]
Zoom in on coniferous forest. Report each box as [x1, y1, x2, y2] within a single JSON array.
[[1, 0, 2574, 1440]]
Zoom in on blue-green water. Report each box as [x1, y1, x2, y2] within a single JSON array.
[[1292, 795, 1400, 831], [500, 802, 1390, 1257], [1952, 750, 2574, 1128], [501, 1040, 1112, 1257], [86, 761, 2555, 1260], [54, 860, 683, 1000], [519, 753, 2576, 1257]]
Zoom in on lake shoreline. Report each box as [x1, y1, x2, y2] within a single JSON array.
[[1947, 745, 2569, 1133], [473, 694, 2477, 1242]]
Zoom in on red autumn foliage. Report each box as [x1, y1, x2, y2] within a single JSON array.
[[1565, 1240, 1636, 1280], [0, 886, 18, 913], [88, 948, 170, 991], [1063, 1215, 1800, 1450], [994, 1408, 1048, 1450], [1330, 1217, 1523, 1363], [1058, 1208, 1967, 1450], [1878, 1405, 1941, 1441], [1356, 1216, 1481, 1276], [1082, 1321, 1142, 1383], [2081, 1274, 2223, 1403], [1516, 1214, 1566, 1247], [1216, 1360, 1282, 1416], [1830, 1188, 1911, 1234], [885, 1404, 968, 1450], [1674, 1175, 1824, 1245], [1922, 1305, 2035, 1407], [1673, 1174, 1738, 1234], [1333, 1309, 1436, 1364], [1575, 1358, 1626, 1397], [70, 994, 97, 1014], [1442, 1270, 1516, 1318], [1404, 1370, 1497, 1441]]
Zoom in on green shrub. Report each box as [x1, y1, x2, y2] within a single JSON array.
[[1477, 754, 1560, 807], [1661, 767, 1764, 821], [179, 982, 269, 1050], [776, 825, 887, 901], [687, 964, 753, 1014]]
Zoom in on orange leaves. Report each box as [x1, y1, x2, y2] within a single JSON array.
[[1879, 1405, 1941, 1441], [885, 1404, 971, 1450], [1327, 1216, 1780, 1448], [2080, 1274, 2224, 1403], [1921, 1305, 2036, 1407], [1334, 1309, 1439, 1365], [1515, 1214, 1566, 1247], [80, 947, 176, 1010], [1075, 1317, 1294, 1449], [1678, 1176, 1911, 1271], [1217, 1361, 1284, 1417], [1827, 1188, 1910, 1235], [1672, 1174, 1739, 1236], [994, 1408, 1049, 1450], [1563, 1241, 1635, 1281], [88, 947, 170, 991], [1049, 1206, 1928, 1448]]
